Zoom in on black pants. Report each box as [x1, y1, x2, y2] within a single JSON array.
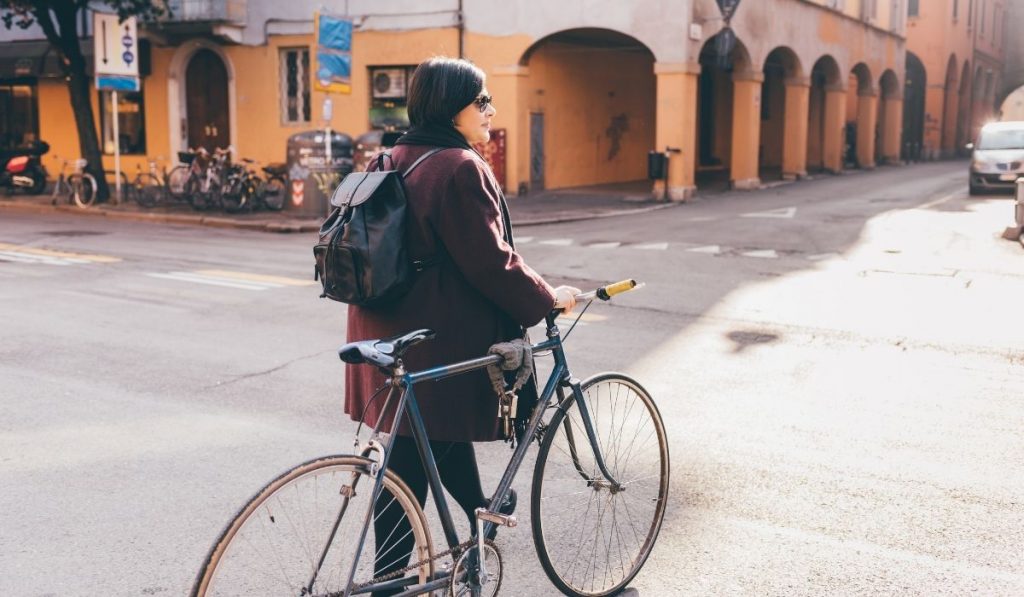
[[372, 435, 487, 596]]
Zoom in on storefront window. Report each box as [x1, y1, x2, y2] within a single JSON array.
[[99, 89, 146, 155], [0, 80, 39, 150]]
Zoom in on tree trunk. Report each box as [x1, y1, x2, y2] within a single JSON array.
[[47, 4, 111, 202]]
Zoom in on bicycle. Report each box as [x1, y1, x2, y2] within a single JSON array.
[[192, 279, 669, 597], [129, 156, 173, 208], [50, 156, 97, 208], [221, 159, 287, 213], [181, 147, 229, 211]]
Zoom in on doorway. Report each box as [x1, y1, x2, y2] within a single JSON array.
[[186, 49, 230, 152]]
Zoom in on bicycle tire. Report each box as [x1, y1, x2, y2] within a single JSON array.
[[531, 373, 669, 597], [192, 454, 435, 597], [166, 165, 189, 200], [132, 173, 162, 207], [184, 175, 205, 211], [260, 175, 286, 211], [220, 175, 247, 213], [70, 173, 97, 208]]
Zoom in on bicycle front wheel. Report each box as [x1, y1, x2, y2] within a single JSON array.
[[166, 165, 189, 200], [260, 175, 286, 211], [69, 173, 97, 208], [193, 455, 435, 597], [133, 173, 163, 207], [531, 373, 669, 597]]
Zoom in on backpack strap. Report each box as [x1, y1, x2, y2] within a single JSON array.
[[402, 147, 447, 178]]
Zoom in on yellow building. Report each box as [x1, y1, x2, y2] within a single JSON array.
[[1, 0, 910, 204]]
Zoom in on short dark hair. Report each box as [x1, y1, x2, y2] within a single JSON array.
[[407, 57, 485, 127]]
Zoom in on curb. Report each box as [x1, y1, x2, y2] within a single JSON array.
[[2, 196, 672, 231], [0, 200, 321, 234]]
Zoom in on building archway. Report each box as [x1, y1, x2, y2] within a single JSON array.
[[807, 55, 843, 173], [759, 46, 805, 181], [902, 52, 926, 161], [167, 40, 237, 157], [696, 32, 753, 189], [877, 69, 901, 164], [516, 28, 656, 192], [941, 55, 959, 156], [846, 62, 876, 169]]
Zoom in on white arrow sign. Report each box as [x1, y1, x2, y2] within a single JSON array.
[[93, 13, 139, 90]]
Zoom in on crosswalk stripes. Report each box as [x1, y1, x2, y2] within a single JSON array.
[[514, 236, 849, 262], [0, 242, 121, 266], [145, 270, 316, 291]]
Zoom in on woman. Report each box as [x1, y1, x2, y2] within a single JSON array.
[[344, 57, 579, 590]]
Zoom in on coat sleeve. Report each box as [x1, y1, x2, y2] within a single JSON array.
[[435, 157, 557, 327]]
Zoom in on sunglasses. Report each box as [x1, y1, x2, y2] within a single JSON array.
[[473, 94, 493, 112]]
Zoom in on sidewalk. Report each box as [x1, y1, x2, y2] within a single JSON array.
[[0, 185, 678, 232]]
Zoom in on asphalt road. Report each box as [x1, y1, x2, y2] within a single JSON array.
[[1, 161, 1022, 596]]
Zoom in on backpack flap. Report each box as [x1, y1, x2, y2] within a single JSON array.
[[329, 171, 397, 209]]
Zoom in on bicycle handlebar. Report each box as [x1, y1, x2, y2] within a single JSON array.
[[575, 278, 641, 302]]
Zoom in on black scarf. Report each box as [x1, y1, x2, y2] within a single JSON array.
[[396, 124, 515, 248]]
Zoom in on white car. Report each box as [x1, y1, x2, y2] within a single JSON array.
[[968, 121, 1024, 195]]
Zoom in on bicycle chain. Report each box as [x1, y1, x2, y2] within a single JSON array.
[[319, 538, 476, 597]]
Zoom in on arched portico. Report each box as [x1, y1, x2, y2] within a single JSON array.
[[696, 32, 757, 190], [903, 52, 926, 161], [847, 62, 876, 169], [759, 47, 807, 181], [502, 28, 656, 194], [807, 55, 844, 173]]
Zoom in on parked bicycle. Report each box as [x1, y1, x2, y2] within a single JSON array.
[[180, 147, 230, 211], [129, 156, 175, 208], [192, 280, 669, 597], [50, 156, 97, 208], [220, 158, 287, 213]]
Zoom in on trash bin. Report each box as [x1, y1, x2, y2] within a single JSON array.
[[353, 129, 406, 172], [285, 130, 354, 215]]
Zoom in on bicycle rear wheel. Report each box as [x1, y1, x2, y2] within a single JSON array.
[[260, 175, 286, 211], [531, 373, 669, 597], [193, 455, 435, 597], [133, 173, 163, 207], [166, 165, 189, 200], [69, 173, 97, 208]]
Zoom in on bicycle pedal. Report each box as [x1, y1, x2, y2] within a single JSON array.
[[475, 508, 517, 528]]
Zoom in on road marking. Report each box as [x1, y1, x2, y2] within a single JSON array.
[[741, 206, 797, 219], [147, 271, 282, 290], [807, 252, 841, 261], [586, 242, 622, 249], [556, 312, 608, 326], [0, 242, 121, 266], [687, 245, 722, 255], [632, 242, 669, 250], [195, 270, 316, 287], [741, 249, 779, 259], [516, 236, 534, 244], [539, 238, 573, 246]]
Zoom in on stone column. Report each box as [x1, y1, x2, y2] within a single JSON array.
[[942, 85, 960, 157], [490, 64, 530, 195], [881, 94, 904, 164], [730, 70, 764, 190], [654, 62, 700, 201], [782, 77, 810, 180], [856, 89, 878, 169], [924, 83, 946, 159], [823, 85, 847, 173]]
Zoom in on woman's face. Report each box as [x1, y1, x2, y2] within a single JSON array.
[[453, 89, 496, 145]]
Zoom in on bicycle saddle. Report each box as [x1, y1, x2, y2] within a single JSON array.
[[338, 328, 436, 368]]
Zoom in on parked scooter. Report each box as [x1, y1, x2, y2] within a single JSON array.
[[0, 140, 50, 194]]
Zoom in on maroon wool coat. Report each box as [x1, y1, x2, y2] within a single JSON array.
[[344, 144, 557, 442]]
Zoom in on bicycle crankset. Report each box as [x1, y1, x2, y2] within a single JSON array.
[[448, 540, 502, 596]]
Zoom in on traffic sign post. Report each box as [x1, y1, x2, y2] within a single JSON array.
[[94, 13, 140, 204]]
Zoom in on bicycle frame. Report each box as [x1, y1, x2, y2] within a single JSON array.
[[330, 311, 623, 597]]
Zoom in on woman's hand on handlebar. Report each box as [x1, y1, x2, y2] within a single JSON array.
[[553, 285, 582, 313]]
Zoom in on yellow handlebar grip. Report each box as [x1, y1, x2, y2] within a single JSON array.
[[599, 279, 637, 299]]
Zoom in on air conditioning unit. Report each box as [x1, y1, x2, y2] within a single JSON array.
[[371, 68, 407, 99]]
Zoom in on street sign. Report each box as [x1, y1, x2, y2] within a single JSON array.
[[93, 12, 139, 92]]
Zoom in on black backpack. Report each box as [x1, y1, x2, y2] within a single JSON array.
[[314, 148, 445, 305]]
